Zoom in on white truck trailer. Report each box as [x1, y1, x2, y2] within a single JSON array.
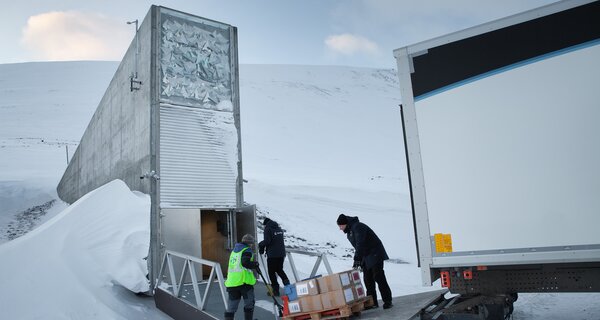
[[394, 0, 600, 318]]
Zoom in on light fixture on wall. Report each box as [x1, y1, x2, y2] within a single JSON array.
[[140, 170, 160, 180], [127, 19, 142, 91]]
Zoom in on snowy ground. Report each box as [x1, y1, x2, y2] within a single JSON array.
[[0, 61, 599, 319]]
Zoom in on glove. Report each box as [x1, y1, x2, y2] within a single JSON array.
[[259, 243, 265, 255], [353, 260, 361, 270], [259, 248, 265, 255]]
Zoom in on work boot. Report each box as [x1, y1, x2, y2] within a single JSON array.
[[383, 302, 394, 309], [244, 310, 254, 320], [224, 312, 234, 320]]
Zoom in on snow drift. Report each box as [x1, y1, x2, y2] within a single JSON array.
[[0, 180, 150, 319]]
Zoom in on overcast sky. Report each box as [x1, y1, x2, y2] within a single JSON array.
[[1, 0, 558, 68]]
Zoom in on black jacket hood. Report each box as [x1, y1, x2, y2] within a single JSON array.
[[343, 216, 359, 233]]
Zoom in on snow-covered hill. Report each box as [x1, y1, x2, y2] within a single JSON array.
[[0, 62, 116, 242]]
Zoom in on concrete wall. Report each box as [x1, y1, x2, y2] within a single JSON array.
[[57, 8, 154, 203]]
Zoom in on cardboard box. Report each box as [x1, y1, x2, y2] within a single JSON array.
[[295, 278, 320, 297], [317, 274, 341, 293], [317, 271, 355, 293], [288, 295, 323, 314], [320, 287, 356, 310], [320, 291, 345, 310], [301, 295, 323, 312]]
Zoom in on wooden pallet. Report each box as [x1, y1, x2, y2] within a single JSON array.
[[283, 296, 374, 320]]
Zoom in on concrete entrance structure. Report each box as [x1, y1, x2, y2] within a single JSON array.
[[56, 6, 255, 300]]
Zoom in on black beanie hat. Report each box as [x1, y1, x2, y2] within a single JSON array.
[[263, 218, 272, 225], [336, 214, 348, 225]]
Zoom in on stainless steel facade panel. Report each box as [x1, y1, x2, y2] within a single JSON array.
[[159, 104, 238, 208], [159, 9, 233, 109], [157, 8, 241, 209]]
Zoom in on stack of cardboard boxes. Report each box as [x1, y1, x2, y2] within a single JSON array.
[[285, 270, 367, 316]]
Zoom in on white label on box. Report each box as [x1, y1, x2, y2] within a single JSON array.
[[296, 283, 309, 296], [288, 301, 301, 313], [340, 273, 351, 286], [343, 287, 355, 303]]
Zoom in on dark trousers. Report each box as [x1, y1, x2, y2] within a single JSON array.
[[363, 261, 392, 305], [267, 257, 289, 293], [226, 284, 255, 313]]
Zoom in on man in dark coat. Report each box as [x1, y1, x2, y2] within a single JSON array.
[[337, 213, 393, 309], [258, 218, 290, 296]]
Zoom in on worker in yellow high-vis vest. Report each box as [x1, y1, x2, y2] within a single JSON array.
[[224, 234, 260, 320]]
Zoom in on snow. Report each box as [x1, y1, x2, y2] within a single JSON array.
[[0, 61, 599, 319], [0, 179, 154, 319]]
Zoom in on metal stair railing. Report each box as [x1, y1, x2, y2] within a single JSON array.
[[257, 248, 333, 282], [155, 250, 229, 311], [286, 248, 333, 281]]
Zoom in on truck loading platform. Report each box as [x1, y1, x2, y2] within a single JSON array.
[[156, 281, 448, 320], [155, 279, 285, 319], [358, 289, 448, 320], [154, 250, 451, 319]]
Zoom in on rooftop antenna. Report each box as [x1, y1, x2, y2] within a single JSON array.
[[127, 19, 142, 91]]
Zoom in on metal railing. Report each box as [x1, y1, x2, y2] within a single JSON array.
[[155, 250, 229, 311], [156, 248, 333, 316], [287, 248, 333, 281], [257, 248, 333, 282]]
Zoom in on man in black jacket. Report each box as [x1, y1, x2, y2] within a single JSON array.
[[258, 218, 290, 296], [337, 213, 393, 309]]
